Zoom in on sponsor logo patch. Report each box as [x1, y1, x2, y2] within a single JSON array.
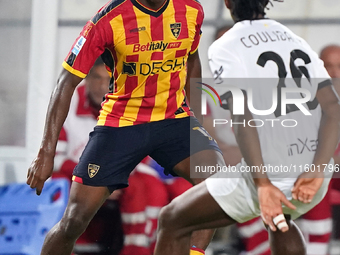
[[130, 26, 146, 33], [72, 36, 86, 56], [133, 41, 182, 53]]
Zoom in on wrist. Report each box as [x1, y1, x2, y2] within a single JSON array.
[[254, 178, 271, 188], [38, 147, 56, 158]]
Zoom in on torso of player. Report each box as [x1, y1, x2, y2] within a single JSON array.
[[209, 19, 332, 176], [95, 0, 203, 127]]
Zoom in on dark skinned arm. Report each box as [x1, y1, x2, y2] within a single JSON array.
[[228, 94, 296, 232], [26, 69, 83, 195], [292, 85, 340, 203], [185, 51, 203, 123]]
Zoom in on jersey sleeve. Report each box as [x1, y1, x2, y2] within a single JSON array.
[[62, 20, 108, 78], [298, 38, 332, 90], [189, 5, 204, 54]]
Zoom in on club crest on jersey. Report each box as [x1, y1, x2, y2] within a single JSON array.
[[88, 164, 100, 178], [170, 22, 181, 38]]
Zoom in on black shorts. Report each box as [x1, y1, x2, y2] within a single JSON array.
[[73, 117, 221, 191]]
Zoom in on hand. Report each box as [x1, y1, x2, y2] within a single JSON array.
[[291, 171, 324, 204], [26, 150, 54, 195], [258, 183, 296, 232]]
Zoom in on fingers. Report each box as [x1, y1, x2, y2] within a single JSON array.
[[292, 187, 314, 203], [273, 214, 289, 232], [291, 178, 302, 195], [281, 194, 296, 210], [262, 212, 290, 232], [35, 182, 45, 196], [261, 213, 277, 232], [292, 178, 315, 203], [26, 167, 45, 196]]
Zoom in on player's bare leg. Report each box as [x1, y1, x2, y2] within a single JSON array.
[[171, 149, 226, 251], [41, 182, 111, 255], [154, 181, 235, 255], [269, 217, 306, 255]]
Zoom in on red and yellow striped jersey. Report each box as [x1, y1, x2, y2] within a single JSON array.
[[63, 0, 203, 127]]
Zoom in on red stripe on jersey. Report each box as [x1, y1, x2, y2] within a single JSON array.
[[190, 247, 205, 254], [175, 49, 188, 58], [151, 52, 163, 60], [173, 0, 188, 40], [125, 76, 139, 94], [122, 3, 139, 45], [165, 71, 181, 118], [105, 76, 139, 126], [181, 91, 191, 114], [134, 74, 158, 123], [126, 54, 139, 62], [151, 14, 164, 41], [73, 176, 83, 184], [190, 8, 203, 53]]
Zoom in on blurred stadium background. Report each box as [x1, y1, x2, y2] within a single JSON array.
[[1, 0, 340, 185], [0, 0, 340, 254]]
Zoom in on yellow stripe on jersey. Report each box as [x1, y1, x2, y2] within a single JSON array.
[[62, 61, 87, 78], [186, 5, 199, 53], [190, 249, 204, 255], [119, 6, 153, 127]]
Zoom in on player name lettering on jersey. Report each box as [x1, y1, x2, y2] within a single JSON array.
[[133, 41, 182, 52], [240, 29, 297, 48]]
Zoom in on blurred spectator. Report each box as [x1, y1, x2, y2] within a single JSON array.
[[320, 45, 340, 94], [118, 161, 169, 255], [52, 58, 124, 255], [53, 58, 110, 181], [321, 45, 340, 170], [320, 44, 340, 241]]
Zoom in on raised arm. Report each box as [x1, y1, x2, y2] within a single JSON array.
[[26, 69, 82, 195]]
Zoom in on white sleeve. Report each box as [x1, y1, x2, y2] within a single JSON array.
[[299, 38, 332, 88]]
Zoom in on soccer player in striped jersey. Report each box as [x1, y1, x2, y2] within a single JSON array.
[[154, 1, 340, 255], [26, 0, 223, 254]]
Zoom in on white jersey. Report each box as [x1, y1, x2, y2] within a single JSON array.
[[208, 19, 333, 183]]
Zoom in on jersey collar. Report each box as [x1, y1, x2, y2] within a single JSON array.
[[131, 0, 170, 17]]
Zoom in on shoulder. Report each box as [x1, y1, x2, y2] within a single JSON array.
[[209, 29, 235, 54], [91, 0, 130, 25], [180, 0, 204, 13]]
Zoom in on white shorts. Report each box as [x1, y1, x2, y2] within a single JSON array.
[[205, 170, 332, 223]]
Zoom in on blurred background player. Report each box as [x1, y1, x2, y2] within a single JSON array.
[[52, 58, 124, 255], [53, 58, 110, 182], [320, 44, 340, 243]]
